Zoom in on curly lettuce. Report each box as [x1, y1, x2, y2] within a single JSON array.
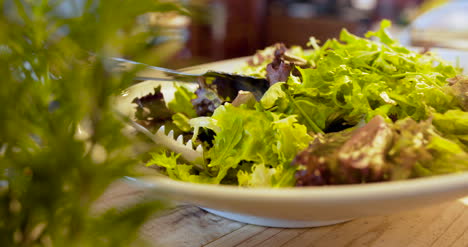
[[240, 20, 462, 133], [144, 20, 468, 187], [148, 103, 311, 187]]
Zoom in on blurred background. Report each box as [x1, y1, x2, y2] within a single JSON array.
[[138, 0, 468, 68], [54, 0, 467, 68]]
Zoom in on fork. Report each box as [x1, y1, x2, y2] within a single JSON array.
[[116, 111, 204, 168], [111, 57, 270, 101]]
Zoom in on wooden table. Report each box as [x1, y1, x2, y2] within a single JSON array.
[[95, 180, 468, 247]]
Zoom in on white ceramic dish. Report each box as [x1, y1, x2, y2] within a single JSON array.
[[118, 48, 468, 228]]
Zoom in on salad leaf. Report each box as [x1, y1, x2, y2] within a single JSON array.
[[243, 46, 278, 77], [433, 110, 468, 135], [237, 163, 297, 187], [237, 164, 276, 187], [145, 20, 468, 187], [166, 85, 198, 132], [231, 91, 257, 108], [191, 87, 223, 116], [146, 152, 215, 183], [133, 86, 172, 124], [294, 129, 354, 186], [132, 85, 196, 134], [167, 84, 197, 118], [196, 104, 276, 183], [390, 118, 468, 178], [446, 75, 468, 111], [171, 113, 192, 132], [432, 110, 468, 151], [294, 116, 393, 185], [186, 104, 311, 186], [265, 43, 292, 85], [364, 19, 394, 45], [294, 116, 468, 185], [239, 20, 461, 133], [338, 116, 393, 182], [271, 115, 313, 162], [260, 82, 288, 109]]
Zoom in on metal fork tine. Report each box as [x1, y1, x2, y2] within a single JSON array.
[[114, 111, 203, 167]]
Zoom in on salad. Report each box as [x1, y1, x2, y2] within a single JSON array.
[[133, 20, 468, 187]]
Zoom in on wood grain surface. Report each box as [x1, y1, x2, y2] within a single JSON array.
[[94, 180, 468, 247]]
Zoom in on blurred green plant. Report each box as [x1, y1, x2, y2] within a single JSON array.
[[0, 0, 187, 246]]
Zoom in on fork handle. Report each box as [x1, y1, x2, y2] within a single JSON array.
[[111, 57, 201, 82], [133, 76, 197, 83]]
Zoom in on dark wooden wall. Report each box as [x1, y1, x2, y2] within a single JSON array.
[[187, 0, 361, 62]]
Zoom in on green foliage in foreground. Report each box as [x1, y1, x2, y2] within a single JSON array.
[[0, 0, 185, 246]]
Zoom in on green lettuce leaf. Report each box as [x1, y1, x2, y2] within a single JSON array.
[[146, 20, 467, 187], [146, 151, 215, 184], [432, 110, 468, 151], [186, 104, 311, 186], [237, 164, 296, 187], [265, 20, 460, 132], [271, 115, 312, 161], [433, 110, 468, 135], [167, 84, 197, 117]]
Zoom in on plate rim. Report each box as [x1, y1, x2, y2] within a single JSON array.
[[132, 171, 468, 201]]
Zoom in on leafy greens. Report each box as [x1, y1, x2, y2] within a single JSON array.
[[142, 20, 468, 187]]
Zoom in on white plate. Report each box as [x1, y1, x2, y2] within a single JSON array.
[[118, 48, 468, 228]]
